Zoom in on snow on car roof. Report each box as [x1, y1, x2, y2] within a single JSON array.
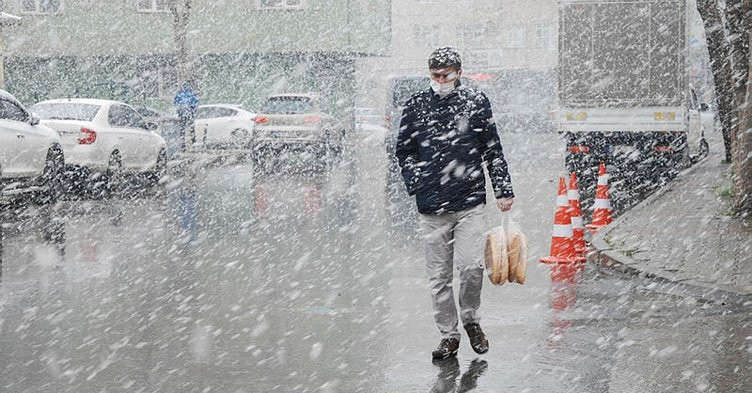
[[199, 104, 243, 109], [33, 98, 121, 107], [267, 93, 320, 99], [0, 89, 19, 102]]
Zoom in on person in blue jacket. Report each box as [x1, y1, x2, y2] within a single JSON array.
[[395, 47, 515, 360], [174, 81, 199, 151]]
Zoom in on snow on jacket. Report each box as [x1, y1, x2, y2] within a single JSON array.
[[395, 83, 514, 214]]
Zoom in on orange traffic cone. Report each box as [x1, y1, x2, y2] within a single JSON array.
[[541, 177, 583, 264], [568, 172, 587, 259], [586, 163, 613, 233]]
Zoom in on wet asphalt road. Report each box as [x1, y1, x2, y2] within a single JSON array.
[[0, 130, 750, 393]]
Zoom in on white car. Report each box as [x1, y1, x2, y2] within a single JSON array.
[[30, 99, 168, 184], [252, 93, 346, 158], [354, 107, 384, 127], [0, 90, 65, 207], [194, 104, 256, 149]]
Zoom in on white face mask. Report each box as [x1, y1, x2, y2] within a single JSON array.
[[430, 80, 456, 96]]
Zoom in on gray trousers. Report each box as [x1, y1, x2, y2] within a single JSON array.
[[419, 204, 485, 340]]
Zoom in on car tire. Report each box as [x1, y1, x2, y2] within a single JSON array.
[[34, 146, 65, 205], [231, 129, 250, 149], [249, 140, 264, 165]]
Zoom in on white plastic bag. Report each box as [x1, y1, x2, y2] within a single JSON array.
[[484, 213, 528, 285], [504, 214, 527, 284]]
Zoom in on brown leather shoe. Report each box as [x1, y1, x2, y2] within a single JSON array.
[[431, 338, 460, 360], [464, 323, 489, 354]]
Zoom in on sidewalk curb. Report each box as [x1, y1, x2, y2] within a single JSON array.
[[587, 156, 752, 304], [588, 235, 752, 304]]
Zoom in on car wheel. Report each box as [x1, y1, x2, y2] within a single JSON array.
[[231, 129, 250, 149], [249, 140, 263, 164], [34, 146, 65, 205]]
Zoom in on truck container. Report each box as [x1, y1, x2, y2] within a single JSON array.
[[558, 0, 707, 211]]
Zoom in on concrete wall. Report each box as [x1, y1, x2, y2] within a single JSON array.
[[2, 0, 390, 56], [2, 1, 384, 111], [5, 52, 356, 115], [388, 0, 556, 74]]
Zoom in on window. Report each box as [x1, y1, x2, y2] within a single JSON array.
[[137, 0, 169, 13], [195, 107, 213, 119], [413, 24, 441, 48], [457, 23, 493, 50], [0, 99, 29, 122], [256, 0, 307, 10], [507, 24, 526, 49], [109, 105, 147, 129], [20, 0, 63, 14], [121, 106, 148, 129], [262, 97, 314, 114], [535, 22, 555, 49], [464, 50, 489, 70], [108, 105, 127, 127], [196, 107, 236, 119], [219, 108, 237, 117]]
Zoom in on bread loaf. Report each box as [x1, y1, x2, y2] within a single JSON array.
[[484, 230, 508, 285]]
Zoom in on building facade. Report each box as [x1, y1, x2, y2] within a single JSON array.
[[2, 0, 390, 113], [357, 0, 558, 132]]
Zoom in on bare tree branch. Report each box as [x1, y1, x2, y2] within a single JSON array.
[[727, 0, 751, 211]]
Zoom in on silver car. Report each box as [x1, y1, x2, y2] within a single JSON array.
[[251, 93, 346, 158]]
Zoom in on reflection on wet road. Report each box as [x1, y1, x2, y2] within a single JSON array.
[[1, 132, 749, 392]]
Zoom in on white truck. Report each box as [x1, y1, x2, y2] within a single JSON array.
[[558, 0, 707, 207]]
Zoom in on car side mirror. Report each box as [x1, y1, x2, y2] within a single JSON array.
[[30, 114, 40, 126], [700, 103, 709, 112], [147, 121, 159, 131]]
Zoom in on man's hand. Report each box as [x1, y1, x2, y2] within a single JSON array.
[[496, 197, 514, 212]]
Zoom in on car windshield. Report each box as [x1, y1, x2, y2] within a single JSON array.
[[262, 97, 314, 114], [31, 102, 101, 121]]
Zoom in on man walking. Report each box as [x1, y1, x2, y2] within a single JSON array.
[[174, 81, 199, 151], [395, 47, 514, 360]]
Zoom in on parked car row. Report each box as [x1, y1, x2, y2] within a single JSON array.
[[2, 89, 360, 210], [1, 89, 167, 210], [165, 93, 349, 160]]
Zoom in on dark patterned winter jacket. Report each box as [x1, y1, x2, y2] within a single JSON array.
[[395, 83, 514, 214]]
